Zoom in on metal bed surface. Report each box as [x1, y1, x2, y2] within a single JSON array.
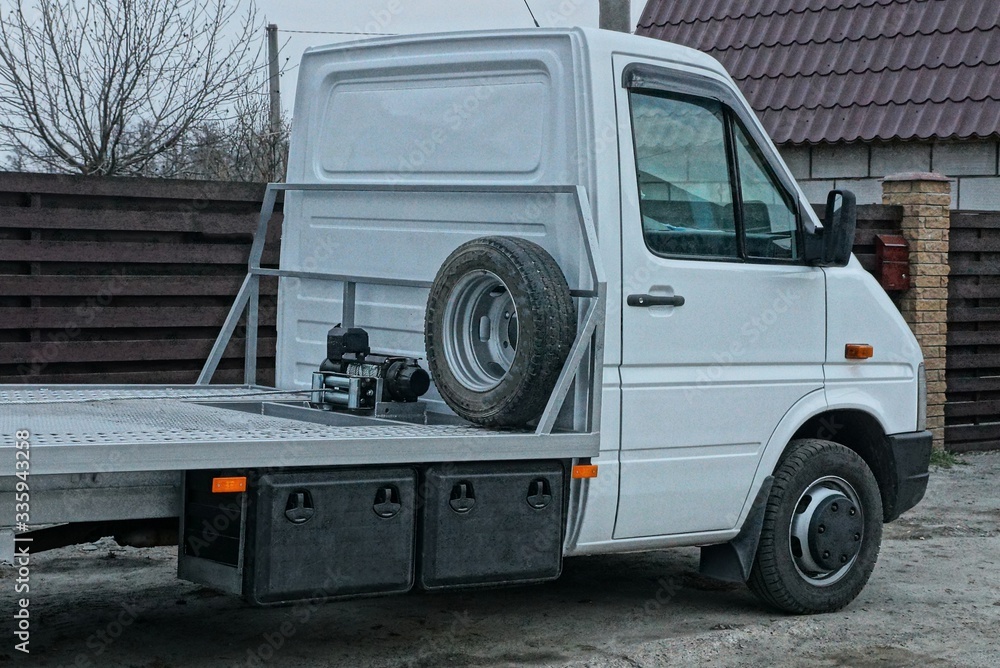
[[1, 385, 599, 476]]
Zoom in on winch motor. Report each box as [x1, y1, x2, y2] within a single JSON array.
[[310, 326, 430, 411]]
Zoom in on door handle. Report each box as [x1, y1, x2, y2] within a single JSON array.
[[627, 294, 685, 307]]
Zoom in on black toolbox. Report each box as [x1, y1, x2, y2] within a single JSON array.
[[180, 461, 567, 603], [418, 461, 565, 589], [243, 467, 417, 605]]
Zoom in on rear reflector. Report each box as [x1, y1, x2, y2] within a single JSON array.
[[572, 464, 599, 479], [212, 476, 247, 493], [845, 344, 874, 360]]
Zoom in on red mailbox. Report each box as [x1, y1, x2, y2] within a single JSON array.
[[875, 234, 910, 291]]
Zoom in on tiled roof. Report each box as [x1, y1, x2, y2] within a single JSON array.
[[636, 0, 1000, 144]]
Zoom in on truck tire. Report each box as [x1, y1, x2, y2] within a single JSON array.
[[748, 439, 883, 614], [424, 236, 576, 427]]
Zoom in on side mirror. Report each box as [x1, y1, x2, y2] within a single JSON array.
[[805, 189, 857, 267]]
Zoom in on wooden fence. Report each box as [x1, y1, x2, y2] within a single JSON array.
[[1, 173, 905, 388], [0, 172, 280, 385], [945, 211, 1000, 451]]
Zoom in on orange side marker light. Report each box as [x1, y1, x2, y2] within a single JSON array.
[[572, 464, 599, 479], [212, 476, 247, 493], [845, 344, 874, 360]]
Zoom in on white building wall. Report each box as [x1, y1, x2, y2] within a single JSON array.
[[779, 140, 1000, 210]]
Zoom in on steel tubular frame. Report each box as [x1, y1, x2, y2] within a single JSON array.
[[197, 183, 607, 437]]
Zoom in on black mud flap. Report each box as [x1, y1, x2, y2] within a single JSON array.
[[699, 476, 773, 583]]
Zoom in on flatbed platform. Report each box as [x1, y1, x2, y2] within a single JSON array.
[[1, 385, 600, 476]]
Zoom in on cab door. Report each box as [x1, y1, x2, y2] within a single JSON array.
[[613, 61, 826, 539]]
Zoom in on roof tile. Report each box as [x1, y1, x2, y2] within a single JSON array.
[[641, 0, 893, 25], [758, 99, 1000, 144], [716, 29, 1000, 79], [741, 64, 1000, 111], [637, 0, 1000, 143], [648, 0, 1000, 51]]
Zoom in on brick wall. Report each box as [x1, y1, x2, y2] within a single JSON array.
[[881, 172, 952, 449], [781, 139, 999, 211]]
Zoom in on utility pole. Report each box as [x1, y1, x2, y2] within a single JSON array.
[[599, 0, 631, 32], [266, 23, 281, 139], [266, 23, 282, 180]]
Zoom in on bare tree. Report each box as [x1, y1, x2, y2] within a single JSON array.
[[0, 0, 265, 176], [218, 78, 289, 182], [126, 81, 289, 183]]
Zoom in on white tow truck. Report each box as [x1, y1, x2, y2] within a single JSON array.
[[2, 28, 932, 614]]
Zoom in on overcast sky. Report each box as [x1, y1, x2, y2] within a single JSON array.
[[256, 0, 649, 116]]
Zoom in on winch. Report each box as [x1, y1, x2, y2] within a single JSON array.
[[310, 326, 431, 411]]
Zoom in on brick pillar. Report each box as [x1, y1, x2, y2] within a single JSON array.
[[882, 172, 951, 450]]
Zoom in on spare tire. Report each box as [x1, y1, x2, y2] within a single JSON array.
[[424, 236, 577, 427]]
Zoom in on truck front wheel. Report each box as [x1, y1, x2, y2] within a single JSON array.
[[748, 439, 883, 614]]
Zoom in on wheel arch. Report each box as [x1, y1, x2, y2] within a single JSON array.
[[748, 392, 899, 528], [789, 409, 897, 523]]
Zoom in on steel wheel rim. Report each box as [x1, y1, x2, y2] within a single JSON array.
[[442, 270, 518, 392], [788, 475, 864, 587]]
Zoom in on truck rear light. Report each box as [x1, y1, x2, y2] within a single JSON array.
[[212, 476, 247, 493], [917, 363, 927, 432]]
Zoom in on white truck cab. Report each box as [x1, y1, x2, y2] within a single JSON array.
[[2, 27, 931, 615]]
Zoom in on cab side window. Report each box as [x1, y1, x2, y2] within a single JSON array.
[[630, 89, 801, 263], [631, 93, 738, 259], [733, 122, 801, 260]]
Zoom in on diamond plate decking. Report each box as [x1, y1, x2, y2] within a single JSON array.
[[1, 386, 599, 476]]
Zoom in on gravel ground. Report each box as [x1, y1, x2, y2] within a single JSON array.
[[3, 451, 999, 667]]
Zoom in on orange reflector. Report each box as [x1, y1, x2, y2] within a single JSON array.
[[845, 344, 874, 360], [572, 464, 599, 479], [212, 476, 247, 493]]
